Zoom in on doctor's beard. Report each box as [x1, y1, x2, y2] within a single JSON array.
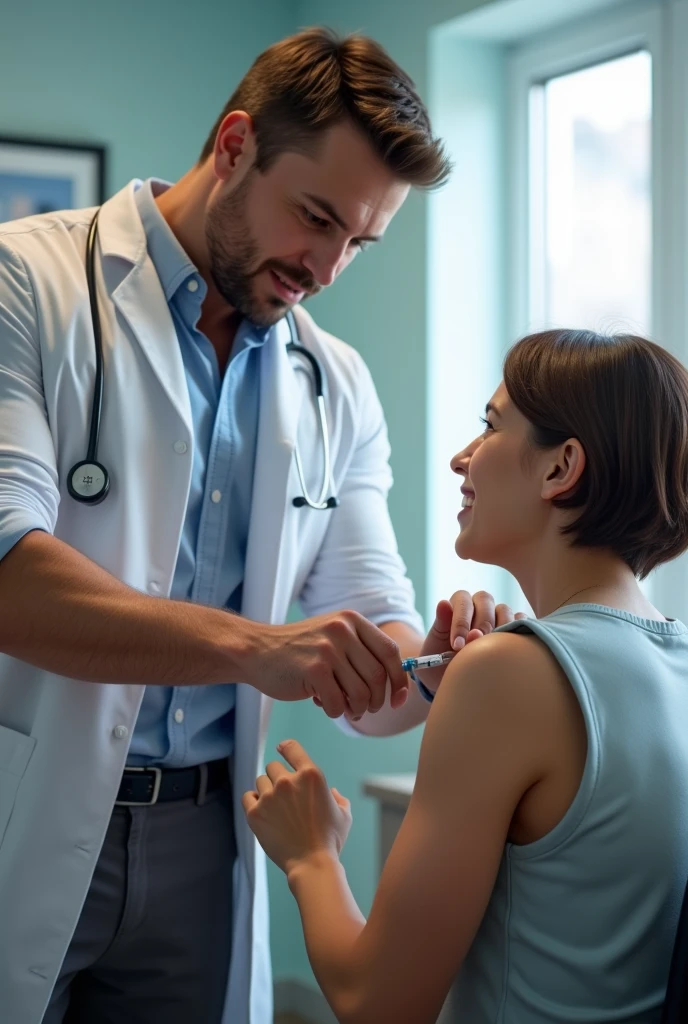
[[206, 173, 318, 328]]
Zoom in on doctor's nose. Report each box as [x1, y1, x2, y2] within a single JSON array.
[[301, 244, 349, 289]]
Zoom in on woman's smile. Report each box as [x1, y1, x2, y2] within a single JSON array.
[[459, 486, 475, 520]]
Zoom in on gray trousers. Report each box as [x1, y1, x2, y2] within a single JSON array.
[[42, 782, 236, 1024]]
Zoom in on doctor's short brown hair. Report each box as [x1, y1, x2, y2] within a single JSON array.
[[503, 330, 688, 580], [199, 27, 451, 189]]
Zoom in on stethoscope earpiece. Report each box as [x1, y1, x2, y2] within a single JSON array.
[[292, 496, 338, 509], [70, 213, 338, 512]]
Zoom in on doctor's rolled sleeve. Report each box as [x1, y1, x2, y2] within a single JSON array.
[[298, 351, 425, 638], [0, 240, 60, 563]]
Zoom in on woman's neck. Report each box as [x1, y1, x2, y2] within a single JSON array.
[[505, 534, 665, 621]]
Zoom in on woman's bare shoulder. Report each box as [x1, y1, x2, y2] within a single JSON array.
[[436, 628, 574, 733]]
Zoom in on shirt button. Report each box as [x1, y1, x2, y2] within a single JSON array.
[[174, 708, 185, 724], [113, 725, 129, 740], [173, 440, 188, 454], [149, 581, 161, 594], [187, 279, 199, 293], [211, 489, 222, 504]]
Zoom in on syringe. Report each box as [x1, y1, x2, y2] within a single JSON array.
[[401, 651, 455, 673]]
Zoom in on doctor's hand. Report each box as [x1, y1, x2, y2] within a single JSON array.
[[243, 739, 352, 877], [243, 610, 409, 719], [416, 590, 527, 695]]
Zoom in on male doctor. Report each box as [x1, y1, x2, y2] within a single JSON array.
[[0, 27, 515, 1024]]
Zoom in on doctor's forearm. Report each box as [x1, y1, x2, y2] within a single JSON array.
[[0, 530, 252, 685]]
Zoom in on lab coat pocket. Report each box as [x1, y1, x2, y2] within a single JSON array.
[[0, 723, 36, 849]]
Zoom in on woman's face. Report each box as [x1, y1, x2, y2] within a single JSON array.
[[451, 382, 555, 567]]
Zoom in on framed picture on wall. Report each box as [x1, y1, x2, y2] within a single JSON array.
[[0, 136, 106, 223]]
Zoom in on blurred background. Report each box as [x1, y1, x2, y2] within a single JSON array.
[[3, 0, 688, 1020]]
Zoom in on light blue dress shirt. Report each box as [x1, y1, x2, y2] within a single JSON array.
[[126, 179, 270, 767]]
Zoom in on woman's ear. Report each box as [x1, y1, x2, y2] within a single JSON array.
[[541, 439, 586, 502]]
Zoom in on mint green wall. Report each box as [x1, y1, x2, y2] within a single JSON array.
[[265, 0, 505, 988], [427, 31, 511, 610], [0, 0, 294, 191]]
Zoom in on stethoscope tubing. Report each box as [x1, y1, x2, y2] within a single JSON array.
[[285, 310, 337, 510], [84, 209, 104, 464]]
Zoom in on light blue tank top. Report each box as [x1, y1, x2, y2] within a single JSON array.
[[454, 603, 688, 1023]]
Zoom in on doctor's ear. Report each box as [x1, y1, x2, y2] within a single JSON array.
[[540, 439, 586, 502], [213, 111, 257, 181]]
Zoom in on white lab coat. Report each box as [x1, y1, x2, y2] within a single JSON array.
[[0, 182, 422, 1024]]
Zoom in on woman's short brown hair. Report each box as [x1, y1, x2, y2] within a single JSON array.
[[503, 330, 688, 579], [199, 27, 451, 189]]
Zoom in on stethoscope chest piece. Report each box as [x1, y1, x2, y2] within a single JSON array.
[[67, 460, 110, 504]]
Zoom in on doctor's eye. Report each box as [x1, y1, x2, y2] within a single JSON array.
[[302, 208, 330, 229]]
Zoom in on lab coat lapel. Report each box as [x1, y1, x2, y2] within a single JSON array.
[[234, 315, 304, 891], [96, 183, 192, 436], [242, 314, 303, 625], [110, 262, 192, 434]]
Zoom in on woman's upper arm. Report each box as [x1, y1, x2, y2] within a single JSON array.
[[346, 633, 557, 1024]]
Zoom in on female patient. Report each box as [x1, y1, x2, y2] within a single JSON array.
[[243, 329, 688, 1024]]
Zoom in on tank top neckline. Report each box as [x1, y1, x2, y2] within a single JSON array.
[[543, 602, 688, 635]]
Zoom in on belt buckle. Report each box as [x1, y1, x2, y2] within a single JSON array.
[[115, 766, 163, 806]]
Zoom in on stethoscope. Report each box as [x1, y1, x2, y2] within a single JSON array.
[[67, 208, 339, 511]]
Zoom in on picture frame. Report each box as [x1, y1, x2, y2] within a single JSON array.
[[0, 135, 106, 223]]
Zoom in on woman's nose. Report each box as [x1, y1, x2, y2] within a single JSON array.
[[451, 438, 478, 475], [450, 450, 468, 476]]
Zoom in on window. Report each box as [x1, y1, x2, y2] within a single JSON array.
[[508, 4, 665, 345], [533, 50, 652, 334]]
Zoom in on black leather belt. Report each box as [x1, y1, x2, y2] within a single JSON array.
[[115, 758, 230, 807]]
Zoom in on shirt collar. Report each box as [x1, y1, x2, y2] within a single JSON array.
[[134, 178, 203, 303], [134, 177, 274, 349]]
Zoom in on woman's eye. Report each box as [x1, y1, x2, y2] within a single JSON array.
[[479, 416, 494, 433]]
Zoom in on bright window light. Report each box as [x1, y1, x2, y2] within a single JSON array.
[[535, 51, 652, 334]]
